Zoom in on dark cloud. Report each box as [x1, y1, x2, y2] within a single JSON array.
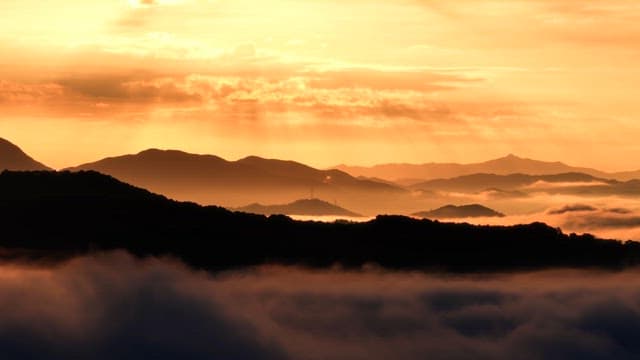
[[57, 75, 202, 104], [214, 266, 640, 360], [0, 253, 285, 360], [565, 214, 640, 230], [36, 69, 475, 124], [543, 204, 640, 234], [2, 253, 640, 359], [548, 204, 598, 215], [606, 208, 633, 215]]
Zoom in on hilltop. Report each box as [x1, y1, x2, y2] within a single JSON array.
[[0, 170, 638, 272], [236, 198, 361, 217], [413, 204, 505, 219], [0, 138, 51, 171]]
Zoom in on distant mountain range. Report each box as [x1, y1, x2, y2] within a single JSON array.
[[236, 198, 361, 217], [411, 172, 610, 192], [65, 149, 405, 212], [2, 137, 638, 186], [335, 154, 640, 182], [3, 137, 640, 215], [1, 170, 639, 272], [413, 204, 505, 219], [409, 172, 640, 198], [0, 138, 51, 171]]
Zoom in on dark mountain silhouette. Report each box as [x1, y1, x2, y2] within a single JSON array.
[[0, 138, 51, 171], [480, 188, 530, 199], [1, 170, 640, 272], [65, 149, 405, 214], [236, 198, 361, 217], [335, 154, 640, 182], [410, 172, 612, 193], [413, 204, 505, 219]]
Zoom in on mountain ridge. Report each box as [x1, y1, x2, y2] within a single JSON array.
[[413, 204, 505, 219], [1, 170, 639, 272], [335, 154, 640, 182], [410, 172, 614, 192], [0, 138, 51, 171], [235, 198, 361, 217], [65, 148, 405, 213], [408, 172, 640, 198]]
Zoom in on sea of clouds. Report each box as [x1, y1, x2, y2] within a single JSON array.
[[1, 252, 640, 359]]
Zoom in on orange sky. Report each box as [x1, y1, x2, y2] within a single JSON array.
[[2, 0, 640, 170]]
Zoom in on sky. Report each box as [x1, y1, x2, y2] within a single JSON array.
[[1, 0, 640, 170]]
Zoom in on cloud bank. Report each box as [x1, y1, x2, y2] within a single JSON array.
[[2, 252, 640, 359]]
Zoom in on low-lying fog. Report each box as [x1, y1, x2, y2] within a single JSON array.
[[2, 252, 640, 359], [291, 193, 640, 241], [413, 193, 640, 241]]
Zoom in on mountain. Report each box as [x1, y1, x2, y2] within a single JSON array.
[[413, 204, 505, 219], [410, 172, 612, 193], [66, 149, 405, 213], [335, 154, 640, 182], [408, 172, 640, 198], [1, 170, 639, 272], [0, 138, 50, 171], [236, 198, 361, 217]]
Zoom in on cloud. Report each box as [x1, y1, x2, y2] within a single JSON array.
[[0, 252, 285, 360], [304, 68, 472, 92], [433, 199, 640, 241], [6, 0, 640, 169], [210, 265, 640, 359], [415, 0, 640, 48], [117, 1, 192, 30], [525, 180, 611, 191], [4, 252, 640, 359], [562, 213, 640, 231], [0, 81, 64, 104], [1, 64, 482, 126], [541, 204, 640, 239], [59, 75, 203, 104], [547, 204, 598, 215]]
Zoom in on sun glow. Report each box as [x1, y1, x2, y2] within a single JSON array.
[[1, 0, 640, 170]]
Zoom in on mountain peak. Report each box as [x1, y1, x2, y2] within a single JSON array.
[[0, 137, 51, 171], [413, 204, 505, 219], [236, 198, 362, 217], [137, 148, 164, 155], [492, 153, 528, 162], [0, 137, 25, 153], [133, 148, 226, 162], [137, 148, 188, 156], [239, 155, 266, 162]]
